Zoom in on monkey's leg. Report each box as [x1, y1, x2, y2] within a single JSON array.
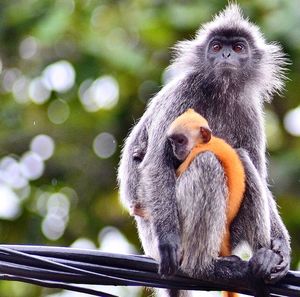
[[235, 149, 290, 283]]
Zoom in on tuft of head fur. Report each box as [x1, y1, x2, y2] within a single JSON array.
[[167, 108, 209, 136], [169, 4, 288, 102]]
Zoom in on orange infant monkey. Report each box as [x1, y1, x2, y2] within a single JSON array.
[[167, 109, 245, 297], [130, 109, 245, 296]]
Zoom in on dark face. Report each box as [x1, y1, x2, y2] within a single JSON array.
[[206, 35, 250, 72], [168, 134, 189, 161]]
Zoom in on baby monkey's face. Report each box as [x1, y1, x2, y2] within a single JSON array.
[[167, 125, 211, 161], [168, 133, 191, 161]]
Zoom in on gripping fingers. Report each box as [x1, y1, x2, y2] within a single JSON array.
[[249, 248, 282, 280], [267, 262, 290, 284], [267, 239, 290, 283]]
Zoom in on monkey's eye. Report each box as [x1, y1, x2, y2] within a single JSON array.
[[169, 134, 187, 146], [176, 137, 186, 144], [211, 42, 222, 52], [233, 43, 245, 53]]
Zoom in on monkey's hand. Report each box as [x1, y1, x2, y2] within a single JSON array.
[[249, 238, 290, 284], [269, 238, 290, 282], [158, 233, 182, 277], [129, 203, 150, 219]]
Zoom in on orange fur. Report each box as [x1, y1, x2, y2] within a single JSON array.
[[173, 109, 245, 297]]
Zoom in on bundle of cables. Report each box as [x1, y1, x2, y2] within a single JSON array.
[[0, 245, 299, 297]]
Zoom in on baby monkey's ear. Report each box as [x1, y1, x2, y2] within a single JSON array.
[[200, 126, 211, 143]]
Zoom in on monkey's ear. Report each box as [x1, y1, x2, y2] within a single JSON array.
[[200, 126, 211, 143]]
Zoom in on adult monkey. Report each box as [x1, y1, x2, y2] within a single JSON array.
[[118, 4, 290, 296]]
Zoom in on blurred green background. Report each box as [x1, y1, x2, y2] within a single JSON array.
[[0, 0, 299, 296]]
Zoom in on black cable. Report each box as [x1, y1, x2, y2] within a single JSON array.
[[0, 247, 153, 286], [0, 274, 117, 297], [0, 245, 299, 297]]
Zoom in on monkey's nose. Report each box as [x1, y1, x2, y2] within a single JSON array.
[[222, 50, 231, 58]]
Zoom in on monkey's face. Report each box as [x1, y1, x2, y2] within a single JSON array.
[[168, 133, 191, 161], [204, 32, 257, 82], [207, 36, 249, 69], [168, 125, 211, 162]]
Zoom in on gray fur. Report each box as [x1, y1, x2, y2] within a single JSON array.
[[118, 4, 290, 296], [176, 152, 227, 276]]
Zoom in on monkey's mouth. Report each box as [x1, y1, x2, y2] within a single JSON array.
[[216, 62, 238, 70]]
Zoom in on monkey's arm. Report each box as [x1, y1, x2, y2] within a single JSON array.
[[252, 190, 291, 283], [236, 149, 290, 283], [118, 117, 149, 211], [140, 141, 182, 276]]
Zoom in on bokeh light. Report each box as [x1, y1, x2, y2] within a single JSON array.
[[35, 191, 50, 216], [71, 238, 96, 250], [29, 77, 51, 104], [93, 132, 117, 159], [0, 131, 57, 221], [41, 192, 70, 241], [42, 214, 66, 241], [12, 76, 30, 104], [30, 134, 55, 161], [284, 106, 300, 136], [19, 36, 38, 60], [2, 68, 22, 92], [0, 157, 28, 189], [99, 226, 136, 254], [0, 185, 21, 220], [47, 99, 70, 124], [79, 76, 119, 112], [42, 60, 75, 93], [47, 193, 70, 219], [20, 152, 44, 180]]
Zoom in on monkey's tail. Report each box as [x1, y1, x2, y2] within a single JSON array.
[[222, 291, 239, 297]]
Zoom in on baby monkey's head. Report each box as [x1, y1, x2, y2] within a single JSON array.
[[167, 109, 212, 161]]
